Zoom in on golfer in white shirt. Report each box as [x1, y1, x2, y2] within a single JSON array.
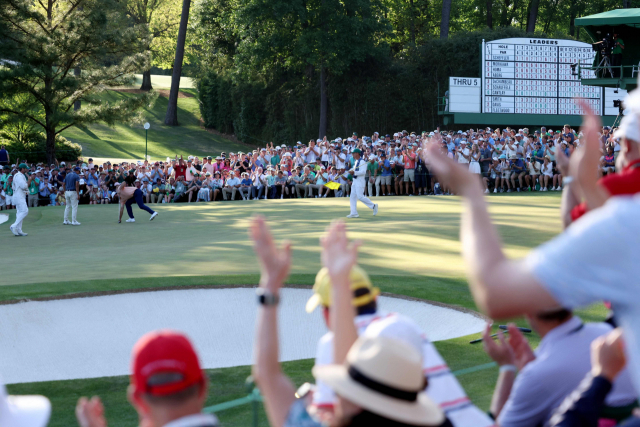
[[347, 148, 377, 218], [10, 163, 29, 236]]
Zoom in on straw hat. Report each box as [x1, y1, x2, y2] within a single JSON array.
[[313, 336, 444, 426]]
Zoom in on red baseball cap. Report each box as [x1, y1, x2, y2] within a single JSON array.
[[131, 330, 204, 396]]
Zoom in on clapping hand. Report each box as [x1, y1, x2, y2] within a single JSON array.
[[76, 396, 107, 427], [249, 215, 292, 293], [320, 220, 361, 285]]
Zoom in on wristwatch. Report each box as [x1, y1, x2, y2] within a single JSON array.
[[256, 288, 280, 306]]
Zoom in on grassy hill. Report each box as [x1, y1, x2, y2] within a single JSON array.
[[61, 75, 251, 162]]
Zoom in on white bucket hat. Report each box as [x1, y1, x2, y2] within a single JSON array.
[[313, 336, 444, 426], [0, 377, 51, 427]]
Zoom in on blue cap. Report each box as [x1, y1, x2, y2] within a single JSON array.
[[74, 167, 80, 171], [499, 154, 506, 159]]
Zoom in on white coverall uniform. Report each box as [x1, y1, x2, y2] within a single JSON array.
[[349, 158, 375, 216], [11, 171, 28, 234]]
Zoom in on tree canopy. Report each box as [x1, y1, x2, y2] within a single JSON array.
[[0, 0, 154, 163]]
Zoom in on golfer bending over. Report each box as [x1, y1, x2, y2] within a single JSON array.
[[116, 181, 158, 223]]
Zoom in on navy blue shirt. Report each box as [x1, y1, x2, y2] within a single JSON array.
[[64, 172, 80, 191], [512, 159, 525, 172], [0, 149, 7, 162]]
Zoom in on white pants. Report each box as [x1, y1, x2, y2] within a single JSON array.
[[12, 194, 28, 232], [350, 180, 374, 215], [64, 191, 78, 222], [368, 177, 382, 197]]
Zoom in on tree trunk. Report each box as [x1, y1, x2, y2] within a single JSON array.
[[526, 0, 540, 33], [318, 66, 328, 140], [500, 0, 511, 27], [623, 0, 631, 7], [487, 0, 493, 28], [569, 0, 577, 36], [164, 0, 191, 126], [140, 69, 153, 91], [46, 127, 56, 164], [74, 66, 81, 111], [409, 0, 416, 45], [440, 0, 452, 38]]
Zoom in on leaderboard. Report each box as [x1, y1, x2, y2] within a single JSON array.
[[482, 38, 602, 115]]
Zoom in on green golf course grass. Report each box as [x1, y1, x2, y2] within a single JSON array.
[[131, 74, 195, 89], [61, 89, 250, 161], [1, 194, 608, 426]]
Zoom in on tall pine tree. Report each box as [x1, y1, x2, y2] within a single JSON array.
[[0, 0, 152, 163]]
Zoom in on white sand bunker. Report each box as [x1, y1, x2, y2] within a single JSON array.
[[0, 214, 8, 225], [0, 288, 485, 384]]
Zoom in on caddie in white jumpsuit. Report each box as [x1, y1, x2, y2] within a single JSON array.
[[347, 148, 378, 218], [10, 163, 29, 236]]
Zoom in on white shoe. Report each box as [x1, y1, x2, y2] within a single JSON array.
[[346, 214, 359, 218], [323, 194, 327, 198], [493, 189, 497, 193], [280, 195, 284, 199], [71, 221, 81, 226], [63, 220, 70, 225], [373, 204, 378, 216], [17, 230, 27, 236], [484, 189, 490, 194], [542, 188, 547, 192], [10, 225, 19, 236], [126, 218, 136, 223], [150, 212, 158, 221]]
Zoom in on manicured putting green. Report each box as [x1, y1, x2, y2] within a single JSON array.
[[3, 192, 610, 427], [1, 194, 562, 287]]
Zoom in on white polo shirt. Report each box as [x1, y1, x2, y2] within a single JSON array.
[[526, 195, 640, 397], [497, 316, 637, 427]]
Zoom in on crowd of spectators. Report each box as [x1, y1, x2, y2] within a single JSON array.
[[0, 124, 622, 211], [4, 99, 640, 427]]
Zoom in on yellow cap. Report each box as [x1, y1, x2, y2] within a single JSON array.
[[305, 265, 380, 313]]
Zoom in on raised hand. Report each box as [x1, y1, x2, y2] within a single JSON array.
[[320, 220, 361, 284], [76, 396, 107, 427], [482, 323, 515, 367], [507, 324, 535, 370], [571, 99, 602, 189], [423, 142, 478, 196], [249, 215, 292, 292], [591, 328, 626, 382], [554, 141, 569, 177]]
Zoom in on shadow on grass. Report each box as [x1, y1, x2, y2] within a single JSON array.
[[95, 138, 139, 159]]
